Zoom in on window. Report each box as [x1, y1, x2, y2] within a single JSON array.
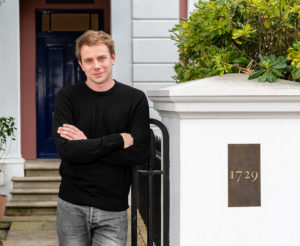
[[37, 10, 103, 32], [46, 0, 94, 4]]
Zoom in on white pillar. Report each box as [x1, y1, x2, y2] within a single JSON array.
[[111, 0, 132, 86], [148, 74, 300, 246], [0, 0, 24, 199]]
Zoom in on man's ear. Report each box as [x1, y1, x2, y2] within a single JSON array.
[[78, 60, 84, 71], [112, 53, 115, 65]]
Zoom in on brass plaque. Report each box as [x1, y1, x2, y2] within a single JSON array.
[[228, 144, 261, 207]]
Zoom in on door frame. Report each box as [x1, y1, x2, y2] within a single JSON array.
[[35, 9, 105, 158], [20, 0, 133, 160]]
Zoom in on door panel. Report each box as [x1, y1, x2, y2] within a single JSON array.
[[36, 9, 104, 158], [36, 35, 86, 158]]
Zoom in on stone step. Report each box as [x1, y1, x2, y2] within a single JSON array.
[[1, 215, 56, 223], [0, 215, 57, 231], [0, 222, 11, 230], [9, 221, 57, 231], [12, 177, 61, 189], [5, 201, 57, 216], [24, 159, 60, 177], [10, 189, 59, 202]]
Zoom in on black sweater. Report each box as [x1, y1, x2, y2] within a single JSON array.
[[52, 81, 150, 211]]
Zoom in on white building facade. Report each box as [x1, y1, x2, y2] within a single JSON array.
[[0, 0, 186, 197]]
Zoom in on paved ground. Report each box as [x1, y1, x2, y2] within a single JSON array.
[[2, 209, 147, 246], [4, 229, 58, 246]]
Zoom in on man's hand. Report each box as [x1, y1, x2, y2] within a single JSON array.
[[120, 133, 134, 149], [57, 124, 87, 141]]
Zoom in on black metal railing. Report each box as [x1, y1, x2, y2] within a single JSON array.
[[131, 118, 170, 246]]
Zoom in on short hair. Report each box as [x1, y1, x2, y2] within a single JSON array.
[[75, 30, 115, 61]]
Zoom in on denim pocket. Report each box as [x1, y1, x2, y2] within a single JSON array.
[[57, 197, 71, 206]]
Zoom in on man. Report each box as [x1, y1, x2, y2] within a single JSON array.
[[52, 30, 150, 246]]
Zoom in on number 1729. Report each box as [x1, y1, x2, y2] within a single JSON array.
[[229, 170, 259, 183]]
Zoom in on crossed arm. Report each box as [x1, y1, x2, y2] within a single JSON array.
[[57, 124, 134, 149]]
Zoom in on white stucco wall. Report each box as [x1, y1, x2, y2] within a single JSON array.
[[179, 118, 300, 246], [132, 0, 178, 119], [0, 0, 180, 198], [111, 0, 179, 118], [0, 0, 24, 198]]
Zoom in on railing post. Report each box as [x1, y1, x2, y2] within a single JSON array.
[[132, 118, 169, 246], [147, 130, 156, 245], [131, 166, 137, 246], [150, 118, 170, 246]]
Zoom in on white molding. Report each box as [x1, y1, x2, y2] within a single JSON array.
[[133, 20, 178, 38], [133, 39, 178, 63], [0, 158, 25, 164], [133, 64, 175, 82], [148, 74, 300, 119], [147, 74, 300, 97], [149, 95, 300, 102], [16, 0, 22, 159], [158, 111, 300, 119], [132, 17, 178, 20], [133, 0, 179, 19]]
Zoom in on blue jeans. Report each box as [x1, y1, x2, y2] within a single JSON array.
[[56, 198, 128, 246]]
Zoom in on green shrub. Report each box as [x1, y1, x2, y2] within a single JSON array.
[[170, 0, 300, 83], [0, 117, 16, 151]]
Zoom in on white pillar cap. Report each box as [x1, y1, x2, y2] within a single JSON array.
[[147, 74, 300, 119]]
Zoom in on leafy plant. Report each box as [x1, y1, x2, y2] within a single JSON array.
[[0, 117, 16, 151], [249, 55, 287, 82], [287, 41, 300, 79], [170, 0, 300, 83]]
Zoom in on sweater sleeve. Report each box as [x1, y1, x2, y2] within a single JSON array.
[[98, 92, 150, 166], [52, 89, 124, 163]]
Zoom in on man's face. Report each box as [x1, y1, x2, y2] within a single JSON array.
[[78, 43, 115, 86]]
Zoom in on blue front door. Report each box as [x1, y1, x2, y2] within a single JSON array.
[[36, 10, 104, 158]]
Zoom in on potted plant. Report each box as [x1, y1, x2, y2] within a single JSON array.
[[0, 117, 16, 219], [170, 0, 300, 83]]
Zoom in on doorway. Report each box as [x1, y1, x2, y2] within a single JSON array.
[[36, 9, 104, 158]]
